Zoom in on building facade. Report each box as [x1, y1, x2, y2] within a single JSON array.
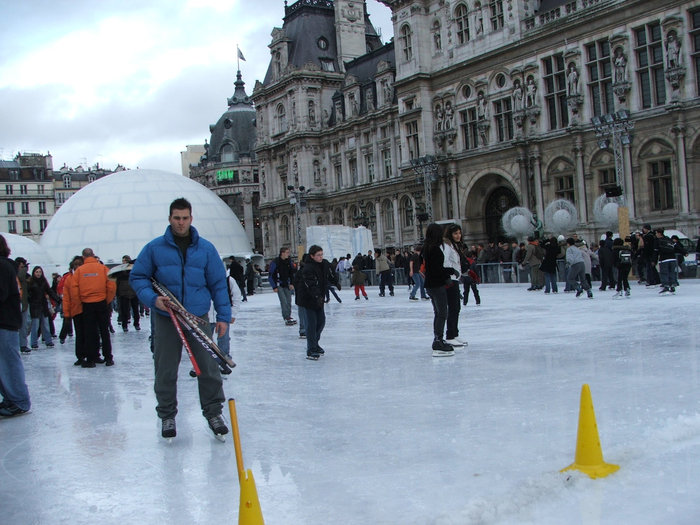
[[1, 153, 55, 241], [251, 0, 699, 255]]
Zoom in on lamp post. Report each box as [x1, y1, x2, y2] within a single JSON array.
[[592, 110, 634, 238], [409, 155, 439, 223], [287, 184, 310, 260]]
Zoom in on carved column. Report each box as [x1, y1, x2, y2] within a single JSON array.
[[672, 121, 689, 214], [531, 147, 545, 220], [622, 143, 636, 219], [517, 150, 530, 209], [573, 138, 588, 223], [450, 171, 460, 223], [242, 189, 255, 247], [438, 176, 448, 220], [392, 194, 402, 247], [374, 199, 383, 247]]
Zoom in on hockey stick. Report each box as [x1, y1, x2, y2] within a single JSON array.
[[151, 279, 236, 369], [166, 305, 201, 376]]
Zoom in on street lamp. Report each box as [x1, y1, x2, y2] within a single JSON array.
[[592, 111, 634, 237], [287, 184, 310, 259], [409, 155, 439, 223]]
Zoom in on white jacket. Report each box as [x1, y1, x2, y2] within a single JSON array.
[[441, 242, 462, 281]]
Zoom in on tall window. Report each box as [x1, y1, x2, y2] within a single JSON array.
[[382, 200, 394, 230], [542, 54, 569, 129], [649, 159, 673, 210], [39, 201, 46, 214], [21, 202, 30, 214], [5, 185, 12, 195], [280, 215, 290, 244], [22, 220, 31, 233], [221, 144, 234, 163], [635, 22, 666, 108], [455, 4, 470, 44], [365, 153, 375, 183], [400, 24, 413, 61], [599, 168, 617, 193], [691, 8, 700, 95], [276, 104, 287, 133], [401, 196, 414, 228], [493, 97, 513, 142], [7, 202, 15, 215], [8, 220, 16, 234], [555, 175, 575, 202], [63, 176, 71, 188], [40, 219, 47, 232], [406, 121, 420, 159], [460, 108, 479, 150], [20, 185, 27, 195], [586, 40, 614, 117], [349, 158, 358, 185], [335, 164, 342, 189], [382, 149, 392, 179], [37, 184, 45, 194], [489, 0, 504, 31]]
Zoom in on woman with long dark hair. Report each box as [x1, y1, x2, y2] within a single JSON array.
[[27, 265, 59, 349], [423, 223, 459, 357], [441, 223, 467, 347]]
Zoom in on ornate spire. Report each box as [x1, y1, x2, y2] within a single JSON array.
[[227, 70, 252, 108]]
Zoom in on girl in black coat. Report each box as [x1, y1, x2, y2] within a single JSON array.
[[540, 237, 560, 294], [423, 223, 457, 355], [27, 266, 59, 348]]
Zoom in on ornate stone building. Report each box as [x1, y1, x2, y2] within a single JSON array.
[[253, 0, 698, 255], [191, 71, 260, 252]]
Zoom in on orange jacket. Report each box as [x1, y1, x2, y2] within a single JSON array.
[[72, 257, 116, 304], [61, 272, 83, 317]]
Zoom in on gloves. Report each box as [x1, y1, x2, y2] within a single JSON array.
[[336, 283, 341, 291]]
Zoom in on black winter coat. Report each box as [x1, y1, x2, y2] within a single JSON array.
[[296, 259, 338, 310], [423, 244, 452, 288], [540, 239, 560, 274], [27, 278, 59, 319]]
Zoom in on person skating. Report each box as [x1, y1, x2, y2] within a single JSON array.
[[0, 235, 31, 417], [130, 198, 231, 440], [565, 238, 593, 298], [423, 223, 457, 357], [268, 247, 297, 325]]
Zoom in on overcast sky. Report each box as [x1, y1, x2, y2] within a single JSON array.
[[0, 0, 393, 174]]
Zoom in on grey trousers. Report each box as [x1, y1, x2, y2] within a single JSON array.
[[153, 313, 225, 420]]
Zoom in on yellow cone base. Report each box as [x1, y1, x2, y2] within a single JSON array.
[[561, 384, 619, 479], [561, 461, 619, 479], [239, 469, 264, 525]]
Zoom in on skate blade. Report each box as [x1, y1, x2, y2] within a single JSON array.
[[213, 433, 226, 442], [306, 355, 320, 361]]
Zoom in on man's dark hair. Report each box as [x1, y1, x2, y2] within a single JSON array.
[[0, 234, 9, 257], [566, 237, 576, 246], [279, 247, 290, 256], [14, 256, 27, 266], [309, 245, 323, 256], [169, 197, 192, 216], [375, 248, 382, 255]]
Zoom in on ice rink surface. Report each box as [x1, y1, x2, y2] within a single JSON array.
[[2, 281, 700, 524]]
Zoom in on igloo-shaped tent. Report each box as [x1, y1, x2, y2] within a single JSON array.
[[2, 232, 62, 274], [40, 169, 251, 265]]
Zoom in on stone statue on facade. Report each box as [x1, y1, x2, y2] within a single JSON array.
[[512, 80, 523, 111]]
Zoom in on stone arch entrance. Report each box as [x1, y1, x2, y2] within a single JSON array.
[[484, 187, 519, 241]]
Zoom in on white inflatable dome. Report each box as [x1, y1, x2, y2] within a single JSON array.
[[2, 232, 62, 274], [40, 169, 251, 265]]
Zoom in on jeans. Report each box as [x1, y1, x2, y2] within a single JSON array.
[[0, 328, 31, 411], [217, 323, 231, 358], [409, 272, 427, 299], [297, 306, 307, 336], [30, 314, 52, 347], [119, 295, 141, 329], [427, 282, 461, 340], [658, 260, 677, 288], [305, 307, 326, 355], [18, 309, 30, 349], [543, 272, 558, 293], [379, 270, 394, 294], [276, 286, 293, 319], [566, 262, 590, 292]]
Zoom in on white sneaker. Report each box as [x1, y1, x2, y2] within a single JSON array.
[[432, 349, 455, 357], [445, 338, 467, 347]]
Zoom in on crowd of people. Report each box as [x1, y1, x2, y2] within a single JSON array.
[[2, 213, 698, 427]]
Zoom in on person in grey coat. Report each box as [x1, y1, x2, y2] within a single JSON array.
[[566, 238, 593, 298]]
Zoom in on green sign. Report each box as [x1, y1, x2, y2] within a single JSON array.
[[216, 169, 238, 182]]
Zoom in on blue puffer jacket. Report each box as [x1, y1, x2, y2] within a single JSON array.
[[129, 225, 231, 322]]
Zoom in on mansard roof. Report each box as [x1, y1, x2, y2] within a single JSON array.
[[345, 41, 395, 85]]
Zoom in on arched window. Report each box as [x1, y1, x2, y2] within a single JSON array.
[[333, 208, 344, 225], [547, 158, 576, 203], [455, 4, 470, 44], [400, 24, 413, 61], [382, 199, 394, 230], [280, 215, 290, 244], [276, 104, 287, 134], [400, 196, 414, 228], [221, 144, 234, 163]]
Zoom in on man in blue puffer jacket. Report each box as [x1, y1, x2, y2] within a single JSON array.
[[130, 197, 231, 440]]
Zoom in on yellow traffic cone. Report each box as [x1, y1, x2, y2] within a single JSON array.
[[239, 469, 264, 525], [561, 384, 619, 479]]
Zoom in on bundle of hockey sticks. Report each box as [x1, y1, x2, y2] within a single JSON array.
[[151, 278, 236, 375]]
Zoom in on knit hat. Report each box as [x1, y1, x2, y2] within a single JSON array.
[[557, 235, 565, 242]]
